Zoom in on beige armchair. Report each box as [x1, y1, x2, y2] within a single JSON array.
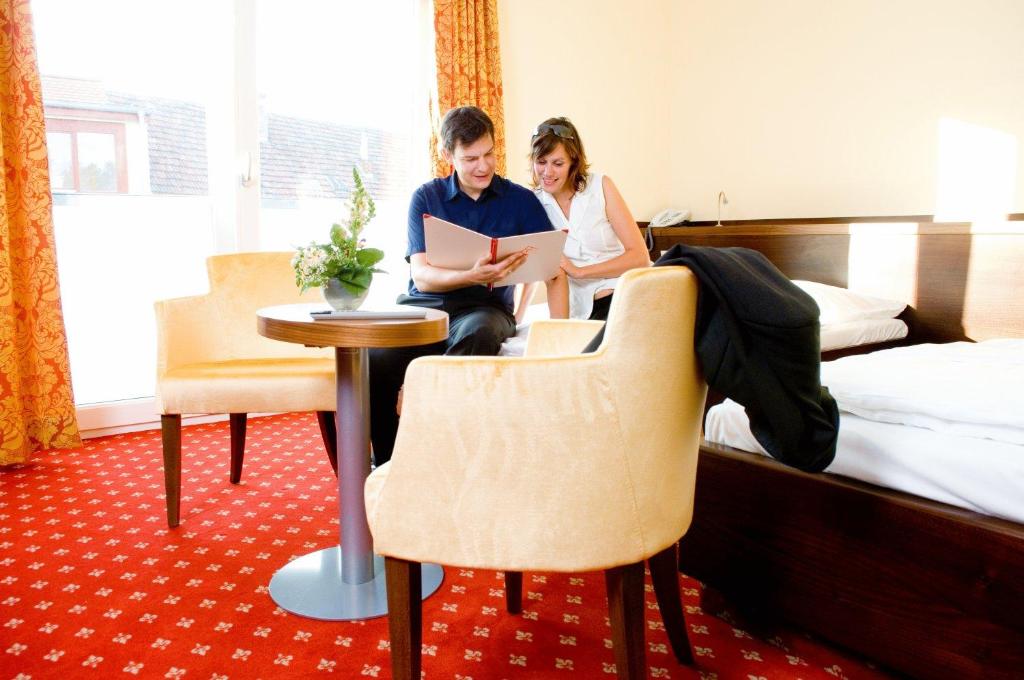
[[155, 252, 337, 527], [365, 266, 707, 680]]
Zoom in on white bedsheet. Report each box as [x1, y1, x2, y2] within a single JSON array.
[[821, 339, 1024, 445], [705, 398, 1024, 523]]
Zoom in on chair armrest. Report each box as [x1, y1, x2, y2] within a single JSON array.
[[524, 319, 604, 357], [154, 294, 220, 376]]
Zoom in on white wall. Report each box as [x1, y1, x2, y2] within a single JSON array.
[[499, 0, 674, 220], [500, 1, 1024, 222]]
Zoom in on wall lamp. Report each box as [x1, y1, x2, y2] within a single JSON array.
[[716, 191, 729, 226]]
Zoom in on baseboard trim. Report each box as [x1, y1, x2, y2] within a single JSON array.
[[76, 398, 228, 439]]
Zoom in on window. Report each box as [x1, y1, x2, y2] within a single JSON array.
[[33, 0, 430, 430], [253, 0, 427, 309], [35, 1, 224, 410], [45, 117, 128, 193]]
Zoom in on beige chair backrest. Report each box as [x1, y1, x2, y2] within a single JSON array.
[[155, 252, 331, 378]]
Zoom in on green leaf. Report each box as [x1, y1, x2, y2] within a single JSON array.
[[356, 248, 385, 267], [330, 223, 347, 248], [335, 268, 373, 294]]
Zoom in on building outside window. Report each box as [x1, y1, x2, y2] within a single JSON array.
[[43, 82, 136, 194]]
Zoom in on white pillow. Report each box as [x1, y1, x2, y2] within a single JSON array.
[[792, 280, 907, 325], [819, 318, 908, 352]]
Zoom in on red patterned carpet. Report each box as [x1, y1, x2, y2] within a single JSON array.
[[1, 413, 894, 679]]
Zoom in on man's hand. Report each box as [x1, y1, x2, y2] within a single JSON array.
[[467, 249, 530, 285], [409, 249, 531, 293]]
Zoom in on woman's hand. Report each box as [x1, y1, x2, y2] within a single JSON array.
[[560, 255, 584, 279]]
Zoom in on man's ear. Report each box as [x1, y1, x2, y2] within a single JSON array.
[[441, 147, 453, 164]]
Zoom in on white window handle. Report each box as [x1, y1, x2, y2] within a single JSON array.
[[239, 152, 255, 187]]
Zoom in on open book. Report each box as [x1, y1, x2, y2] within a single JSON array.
[[423, 215, 567, 288]]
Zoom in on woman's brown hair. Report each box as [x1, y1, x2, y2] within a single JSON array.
[[530, 117, 590, 194]]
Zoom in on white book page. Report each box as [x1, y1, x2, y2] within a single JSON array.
[[492, 230, 567, 286], [423, 216, 491, 270]]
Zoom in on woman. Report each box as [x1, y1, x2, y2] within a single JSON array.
[[526, 117, 651, 320]]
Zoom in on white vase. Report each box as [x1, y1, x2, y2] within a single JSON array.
[[323, 277, 370, 311]]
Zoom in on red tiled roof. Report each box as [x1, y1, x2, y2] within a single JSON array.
[[260, 112, 408, 203], [40, 75, 110, 107], [109, 92, 209, 195]]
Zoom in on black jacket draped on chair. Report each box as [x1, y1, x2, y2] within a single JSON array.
[[585, 243, 839, 472]]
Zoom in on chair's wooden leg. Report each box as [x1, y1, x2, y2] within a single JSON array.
[[229, 413, 247, 484], [605, 561, 646, 680], [316, 410, 338, 476], [504, 571, 523, 614], [384, 557, 422, 680], [649, 543, 694, 665], [160, 414, 182, 528]]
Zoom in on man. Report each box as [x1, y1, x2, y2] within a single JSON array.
[[369, 106, 555, 465]]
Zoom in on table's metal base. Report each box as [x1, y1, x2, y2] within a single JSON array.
[[268, 547, 444, 621]]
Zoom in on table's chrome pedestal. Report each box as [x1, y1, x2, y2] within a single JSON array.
[[269, 550, 443, 620], [266, 346, 444, 620]]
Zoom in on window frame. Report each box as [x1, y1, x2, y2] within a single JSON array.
[[45, 109, 131, 193]]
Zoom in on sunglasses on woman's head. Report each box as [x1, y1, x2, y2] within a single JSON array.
[[532, 123, 574, 140]]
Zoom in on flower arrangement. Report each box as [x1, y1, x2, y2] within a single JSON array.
[[292, 168, 385, 297]]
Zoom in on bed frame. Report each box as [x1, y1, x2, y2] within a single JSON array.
[[651, 218, 1024, 679]]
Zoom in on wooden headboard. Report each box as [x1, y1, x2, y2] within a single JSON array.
[[649, 220, 1024, 343]]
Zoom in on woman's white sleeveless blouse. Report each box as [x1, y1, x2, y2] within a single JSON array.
[[535, 173, 624, 319]]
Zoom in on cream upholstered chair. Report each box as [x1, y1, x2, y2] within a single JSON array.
[[365, 266, 707, 680], [155, 252, 337, 527]]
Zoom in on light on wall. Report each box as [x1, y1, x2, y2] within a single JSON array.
[[716, 191, 729, 226], [934, 117, 1017, 223]]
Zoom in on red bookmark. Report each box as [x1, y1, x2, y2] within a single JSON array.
[[487, 237, 498, 290]]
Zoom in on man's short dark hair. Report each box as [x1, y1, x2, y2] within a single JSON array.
[[440, 106, 495, 153]]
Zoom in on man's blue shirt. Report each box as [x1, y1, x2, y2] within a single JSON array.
[[404, 172, 554, 311]]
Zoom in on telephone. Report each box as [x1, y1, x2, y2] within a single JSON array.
[[644, 208, 691, 252], [649, 208, 690, 227]]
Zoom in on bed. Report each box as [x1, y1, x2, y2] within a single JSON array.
[[707, 340, 1024, 523], [648, 219, 1024, 680]]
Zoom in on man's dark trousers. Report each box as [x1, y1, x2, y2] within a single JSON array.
[[368, 301, 515, 466]]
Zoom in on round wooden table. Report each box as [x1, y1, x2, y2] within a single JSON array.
[[257, 303, 448, 621]]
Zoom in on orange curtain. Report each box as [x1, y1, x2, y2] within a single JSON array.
[[0, 0, 80, 464], [430, 0, 506, 178]]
